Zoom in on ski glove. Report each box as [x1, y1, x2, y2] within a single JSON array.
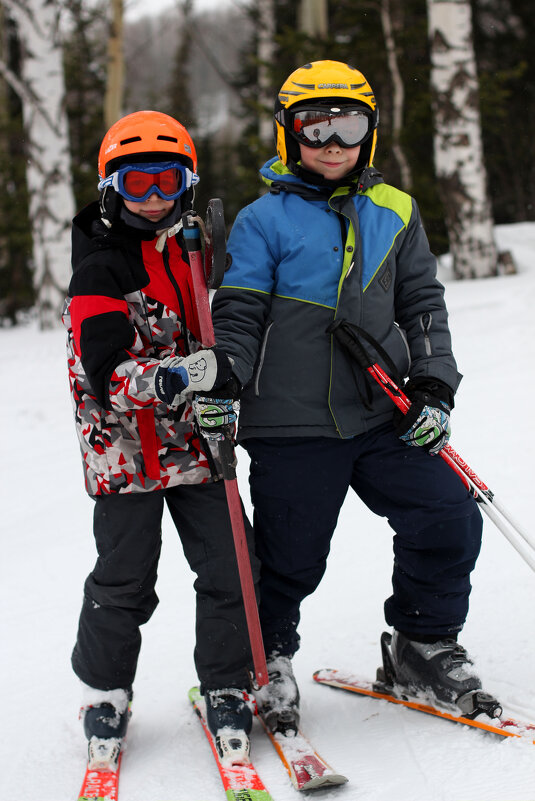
[[154, 348, 233, 406], [193, 376, 241, 441], [394, 378, 454, 456]]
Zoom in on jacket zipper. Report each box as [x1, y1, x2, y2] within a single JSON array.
[[330, 207, 358, 436], [420, 312, 433, 356]]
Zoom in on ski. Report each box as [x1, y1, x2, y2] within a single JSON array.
[[189, 686, 273, 801], [77, 752, 122, 801], [313, 668, 535, 743], [257, 716, 348, 791]]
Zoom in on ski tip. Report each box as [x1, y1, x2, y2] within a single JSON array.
[[188, 685, 201, 704], [313, 668, 336, 680]]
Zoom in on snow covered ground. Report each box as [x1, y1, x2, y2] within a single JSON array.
[[1, 223, 534, 800]]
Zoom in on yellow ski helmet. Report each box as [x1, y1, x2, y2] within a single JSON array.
[[274, 60, 379, 176]]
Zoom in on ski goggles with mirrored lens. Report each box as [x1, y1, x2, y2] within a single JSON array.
[[98, 161, 199, 202], [279, 106, 374, 148]]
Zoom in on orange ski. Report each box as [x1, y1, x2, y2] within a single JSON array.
[[313, 669, 535, 743]]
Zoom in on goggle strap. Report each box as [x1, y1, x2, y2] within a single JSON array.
[[98, 175, 114, 192]]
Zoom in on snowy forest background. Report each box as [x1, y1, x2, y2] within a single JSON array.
[[0, 0, 535, 326], [1, 4, 535, 798]]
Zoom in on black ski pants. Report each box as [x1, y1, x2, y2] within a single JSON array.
[[71, 480, 259, 692], [242, 423, 482, 657]]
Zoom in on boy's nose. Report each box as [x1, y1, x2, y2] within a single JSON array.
[[325, 141, 342, 153]]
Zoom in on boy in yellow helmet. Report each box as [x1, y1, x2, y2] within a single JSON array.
[[199, 61, 500, 735]]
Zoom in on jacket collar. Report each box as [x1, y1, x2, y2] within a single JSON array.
[[260, 157, 383, 200]]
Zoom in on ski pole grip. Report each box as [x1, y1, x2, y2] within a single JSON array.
[[182, 211, 202, 253], [327, 319, 372, 370]]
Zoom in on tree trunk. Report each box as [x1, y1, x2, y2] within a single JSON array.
[[104, 0, 124, 128], [0, 3, 9, 273], [427, 0, 498, 278], [3, 0, 75, 327], [379, 0, 412, 191], [298, 0, 328, 37], [257, 0, 275, 145]]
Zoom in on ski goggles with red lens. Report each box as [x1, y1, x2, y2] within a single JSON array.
[[279, 105, 375, 149], [98, 161, 199, 202]]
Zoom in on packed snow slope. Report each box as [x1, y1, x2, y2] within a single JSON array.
[[1, 223, 534, 801]]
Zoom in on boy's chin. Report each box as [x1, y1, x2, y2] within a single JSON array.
[[140, 213, 167, 222]]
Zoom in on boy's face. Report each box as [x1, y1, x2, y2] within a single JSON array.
[[123, 193, 175, 223], [299, 142, 361, 181]]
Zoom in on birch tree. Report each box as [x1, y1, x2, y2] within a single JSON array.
[[1, 0, 75, 327], [379, 0, 412, 191], [257, 0, 275, 145], [298, 0, 327, 38], [427, 0, 498, 278], [104, 0, 124, 128]]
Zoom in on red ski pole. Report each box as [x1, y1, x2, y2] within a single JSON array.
[[182, 209, 268, 686], [328, 319, 535, 573]]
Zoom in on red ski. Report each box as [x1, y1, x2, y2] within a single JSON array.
[[257, 716, 348, 791], [189, 686, 273, 801], [313, 668, 535, 743], [78, 754, 122, 801]]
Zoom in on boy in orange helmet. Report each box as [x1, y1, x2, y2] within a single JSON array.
[[64, 111, 257, 768]]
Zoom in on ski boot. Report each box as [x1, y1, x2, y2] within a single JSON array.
[[205, 687, 253, 765], [376, 631, 502, 719], [254, 654, 300, 736], [80, 686, 132, 771]]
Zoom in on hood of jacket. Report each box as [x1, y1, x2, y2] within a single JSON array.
[[71, 201, 160, 273]]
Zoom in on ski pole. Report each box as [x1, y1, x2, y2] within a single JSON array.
[[182, 210, 268, 687], [328, 319, 535, 573]]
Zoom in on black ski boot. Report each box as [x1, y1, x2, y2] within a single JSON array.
[[376, 631, 502, 719], [205, 688, 253, 765], [81, 688, 132, 771], [254, 654, 300, 735]]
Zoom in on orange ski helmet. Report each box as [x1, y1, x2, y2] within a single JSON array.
[[98, 110, 197, 178], [97, 111, 198, 228]]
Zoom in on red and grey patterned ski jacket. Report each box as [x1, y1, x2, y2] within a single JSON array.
[[63, 202, 218, 496]]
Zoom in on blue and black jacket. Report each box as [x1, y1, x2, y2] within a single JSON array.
[[212, 157, 461, 440]]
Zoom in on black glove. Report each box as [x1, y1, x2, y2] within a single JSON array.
[[193, 376, 241, 441], [394, 377, 454, 456], [154, 347, 233, 406]]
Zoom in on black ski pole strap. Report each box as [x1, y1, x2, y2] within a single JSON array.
[[327, 319, 371, 369], [205, 198, 227, 290], [327, 319, 374, 409], [218, 435, 238, 481], [327, 319, 403, 410], [328, 319, 402, 384]]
